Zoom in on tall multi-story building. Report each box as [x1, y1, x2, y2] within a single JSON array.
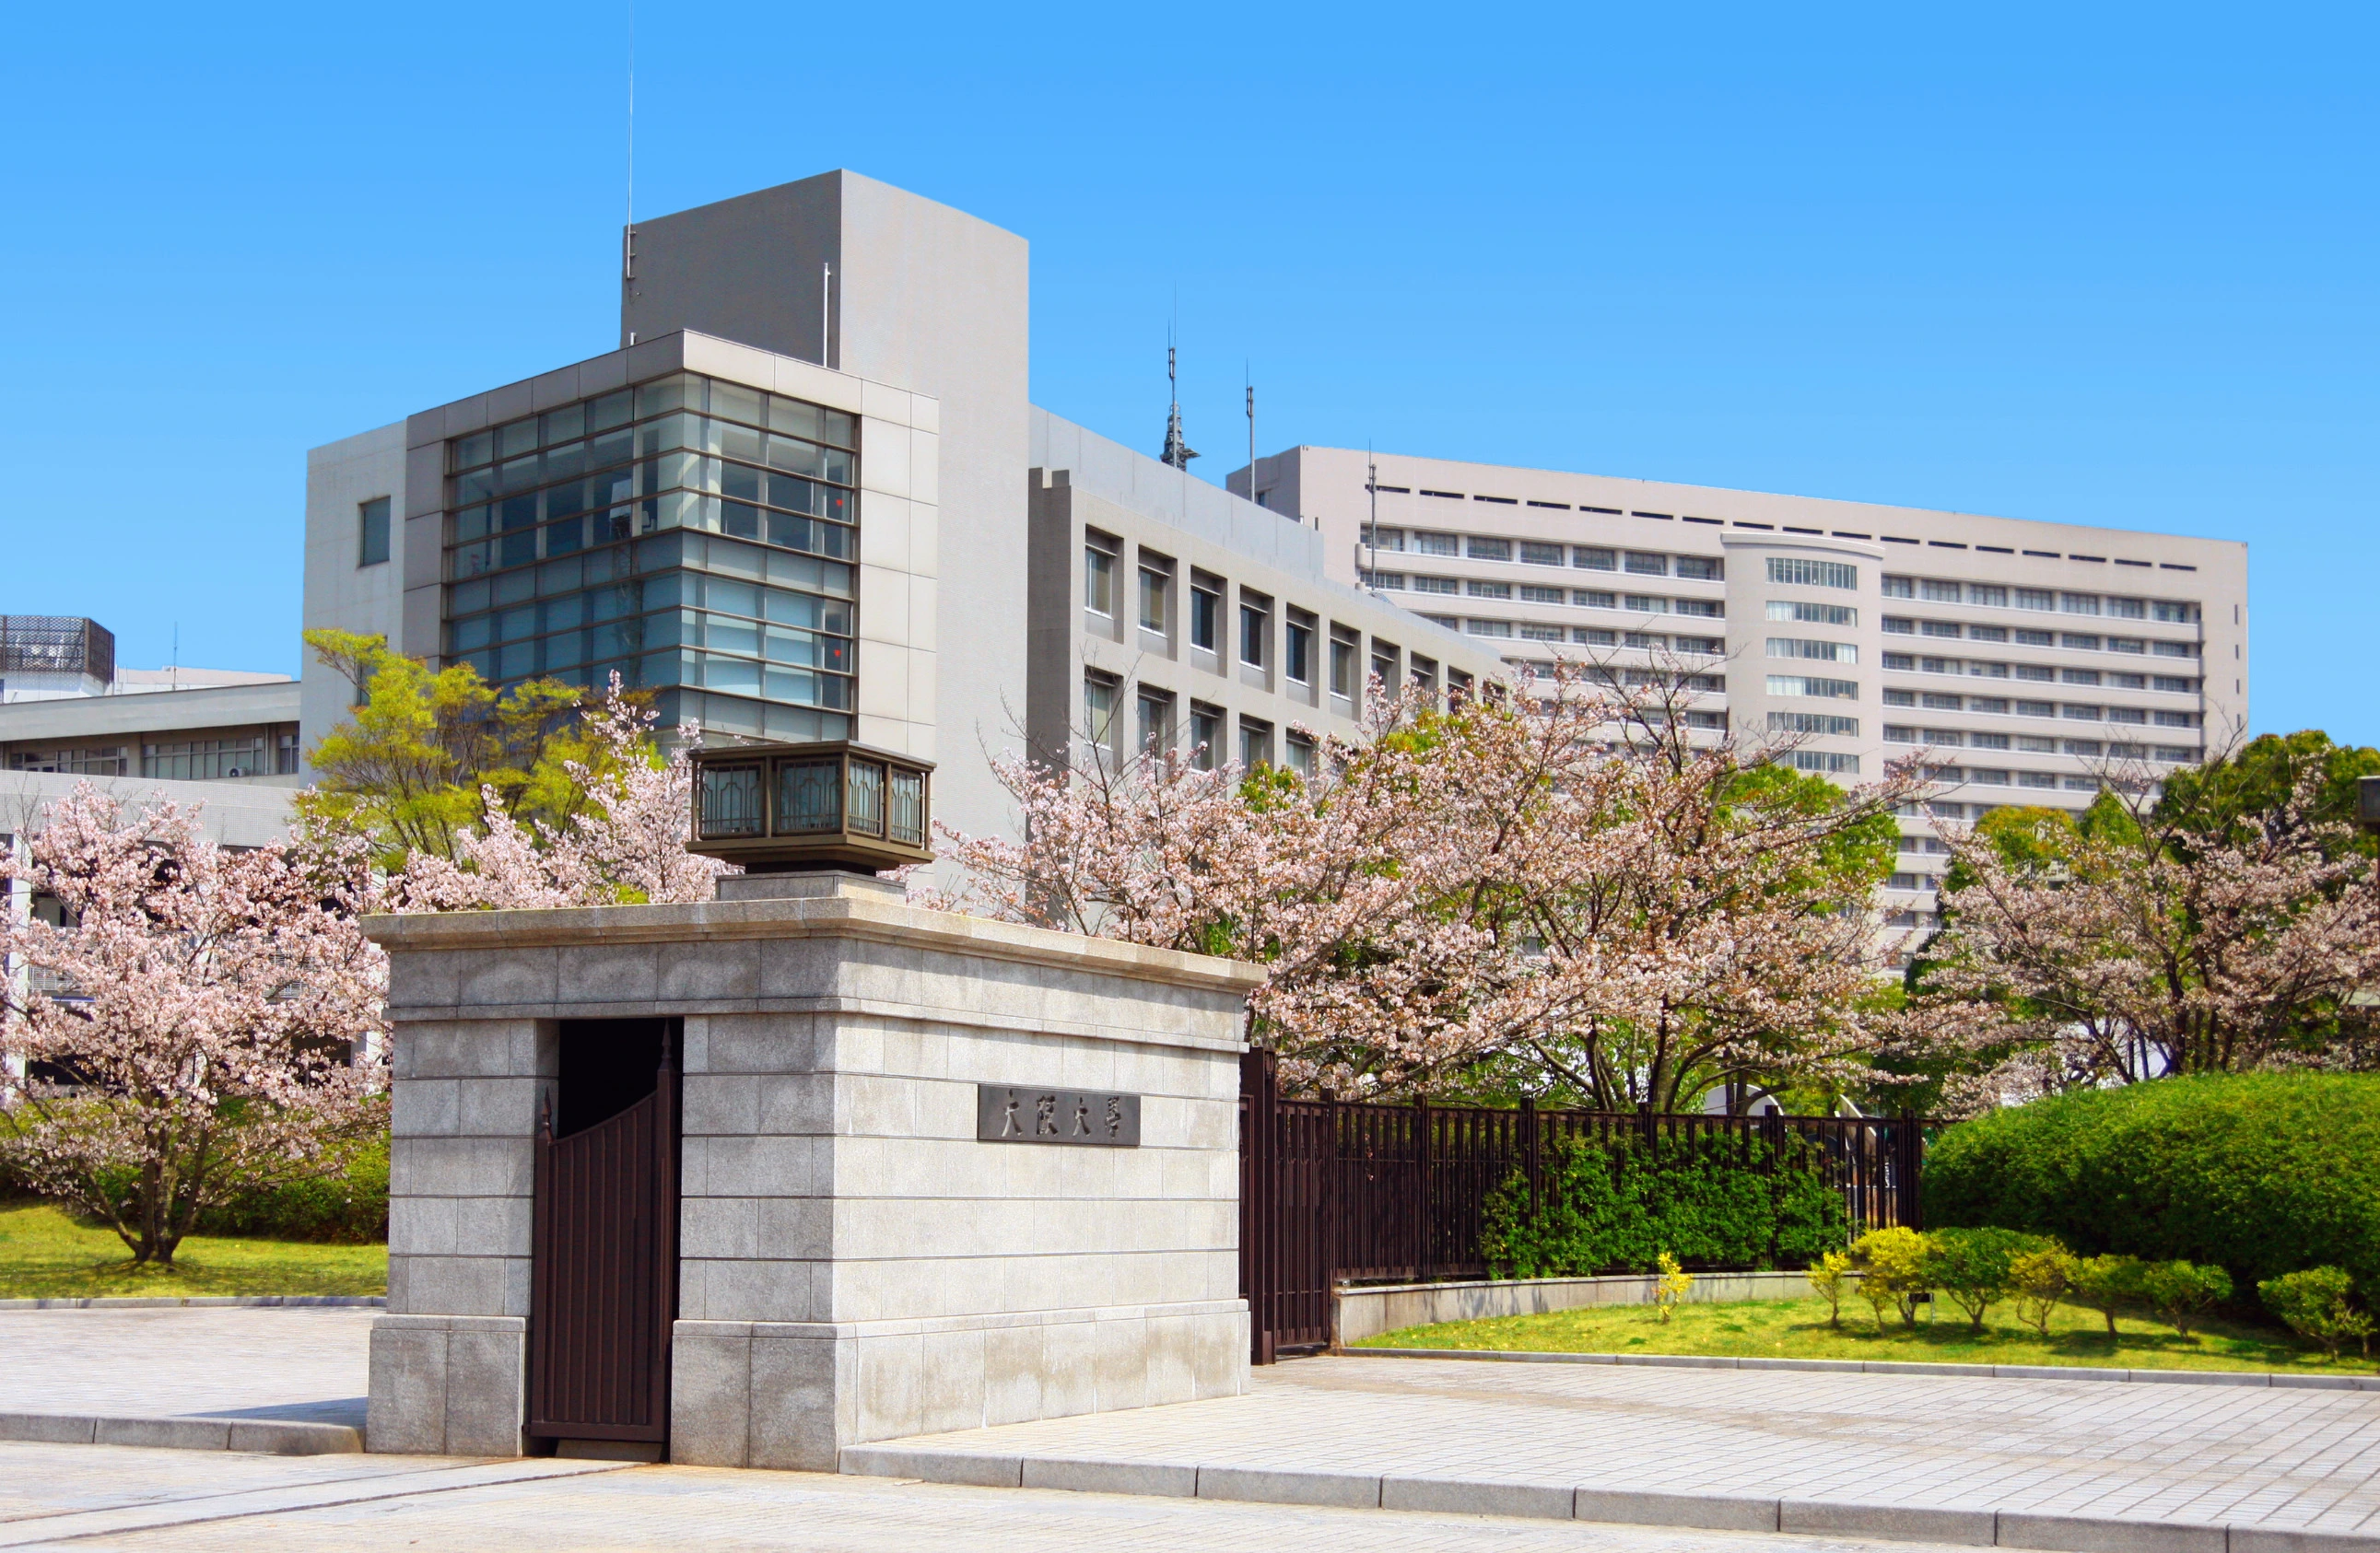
[[296, 173, 1499, 866], [1236, 448, 2247, 932]]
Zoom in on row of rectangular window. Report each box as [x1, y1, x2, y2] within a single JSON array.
[[1362, 573, 1726, 618], [1884, 726, 2198, 761], [1766, 674, 1859, 700], [445, 539, 852, 623], [451, 487, 854, 581], [1882, 616, 2196, 655], [1879, 652, 2198, 693], [1084, 674, 1321, 776], [1361, 528, 1724, 579], [6, 736, 299, 779], [1881, 688, 2197, 726], [448, 374, 855, 475], [449, 576, 851, 651], [1882, 577, 2198, 622], [452, 634, 854, 711], [450, 416, 854, 515], [1090, 541, 1393, 698]]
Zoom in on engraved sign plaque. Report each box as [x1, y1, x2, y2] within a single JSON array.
[[976, 1085, 1142, 1147]]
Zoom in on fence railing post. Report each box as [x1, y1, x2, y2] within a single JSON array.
[[1520, 1095, 1540, 1222], [1897, 1110, 1924, 1231]]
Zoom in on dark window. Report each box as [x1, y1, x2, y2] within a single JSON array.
[[359, 497, 392, 566]]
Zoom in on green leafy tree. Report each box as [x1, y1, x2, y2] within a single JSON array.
[[298, 630, 641, 868]]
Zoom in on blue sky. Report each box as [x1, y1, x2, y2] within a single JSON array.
[[6, 3, 2372, 740]]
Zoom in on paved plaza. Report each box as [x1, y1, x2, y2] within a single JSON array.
[[850, 1354, 2380, 1545], [0, 1439, 2001, 1552], [0, 1308, 376, 1430], [5, 1309, 2380, 1549]]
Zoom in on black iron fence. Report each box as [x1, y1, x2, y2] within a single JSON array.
[[1237, 1049, 1929, 1362]]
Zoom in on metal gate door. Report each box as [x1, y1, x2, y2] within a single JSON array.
[[527, 1020, 679, 1448]]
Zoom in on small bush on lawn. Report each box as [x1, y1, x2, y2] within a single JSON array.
[[1852, 1226, 1932, 1329], [2009, 1246, 2075, 1338], [2260, 1267, 2374, 1360], [1926, 1227, 2055, 1331], [1481, 1131, 1850, 1277], [2067, 1255, 2150, 1336], [1925, 1074, 2380, 1296], [1807, 1250, 1853, 1327], [2140, 1260, 2233, 1338]]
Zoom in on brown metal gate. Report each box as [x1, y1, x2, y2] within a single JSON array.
[[527, 1020, 680, 1447]]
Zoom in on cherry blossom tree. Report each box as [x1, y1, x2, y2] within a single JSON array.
[[928, 661, 1922, 1103], [1502, 679, 1920, 1113], [1902, 770, 2380, 1108], [0, 788, 387, 1267]]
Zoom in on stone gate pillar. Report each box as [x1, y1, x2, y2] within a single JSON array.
[[361, 873, 1259, 1466]]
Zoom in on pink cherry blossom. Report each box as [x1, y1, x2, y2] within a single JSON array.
[[0, 786, 388, 1266]]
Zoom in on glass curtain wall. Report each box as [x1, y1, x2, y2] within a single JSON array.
[[442, 372, 859, 741]]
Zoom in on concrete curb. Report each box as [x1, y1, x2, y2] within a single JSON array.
[[838, 1446, 2380, 1552], [1352, 1345, 2380, 1391], [0, 1295, 386, 1311], [0, 1410, 362, 1454]]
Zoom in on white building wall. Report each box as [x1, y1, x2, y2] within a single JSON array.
[[300, 421, 410, 766]]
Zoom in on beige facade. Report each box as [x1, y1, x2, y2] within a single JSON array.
[[1237, 446, 2248, 931]]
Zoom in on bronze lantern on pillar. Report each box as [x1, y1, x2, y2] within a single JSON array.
[[686, 741, 934, 875]]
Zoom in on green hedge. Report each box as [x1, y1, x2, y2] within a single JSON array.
[[1481, 1132, 1850, 1277], [3, 1135, 388, 1244], [193, 1135, 389, 1244], [1925, 1074, 2380, 1293]]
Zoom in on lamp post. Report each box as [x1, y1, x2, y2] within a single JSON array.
[[686, 739, 934, 875]]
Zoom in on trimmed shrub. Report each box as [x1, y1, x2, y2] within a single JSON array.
[[1926, 1227, 2052, 1331], [2139, 1260, 2233, 1338], [1925, 1074, 2380, 1295], [2260, 1267, 2373, 1360], [1852, 1226, 1931, 1329], [2068, 1255, 2148, 1336], [1481, 1131, 1851, 1278], [1807, 1250, 1853, 1327], [2009, 1245, 2075, 1338]]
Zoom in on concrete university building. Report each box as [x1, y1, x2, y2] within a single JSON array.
[[1237, 450, 2246, 932], [301, 171, 1501, 869]]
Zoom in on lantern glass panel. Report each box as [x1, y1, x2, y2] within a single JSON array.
[[775, 758, 842, 833], [847, 759, 885, 837], [698, 763, 765, 838], [886, 768, 926, 847]]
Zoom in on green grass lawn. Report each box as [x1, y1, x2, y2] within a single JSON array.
[[0, 1200, 387, 1299], [1357, 1290, 2375, 1375]]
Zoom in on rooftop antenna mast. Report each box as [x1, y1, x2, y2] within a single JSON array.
[[1244, 364, 1255, 509], [1160, 323, 1199, 471], [621, 0, 638, 342], [1366, 446, 1378, 584]]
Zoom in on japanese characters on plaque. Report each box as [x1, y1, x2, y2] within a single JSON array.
[[975, 1085, 1142, 1148]]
